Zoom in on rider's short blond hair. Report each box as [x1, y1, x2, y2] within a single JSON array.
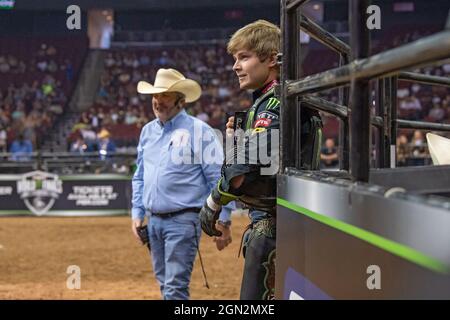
[[227, 19, 280, 62]]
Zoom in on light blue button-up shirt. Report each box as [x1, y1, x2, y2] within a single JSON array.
[[132, 109, 232, 221]]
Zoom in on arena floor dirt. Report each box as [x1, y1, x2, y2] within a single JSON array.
[[0, 214, 248, 300]]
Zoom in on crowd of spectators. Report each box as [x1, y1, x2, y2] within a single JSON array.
[[1, 27, 447, 171], [69, 44, 253, 151], [317, 60, 449, 168], [0, 75, 67, 149], [320, 129, 437, 169], [0, 42, 77, 154], [0, 54, 27, 74], [317, 27, 449, 168], [397, 65, 450, 123]]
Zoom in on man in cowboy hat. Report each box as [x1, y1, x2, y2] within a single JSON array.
[[131, 68, 233, 300], [97, 128, 116, 160]]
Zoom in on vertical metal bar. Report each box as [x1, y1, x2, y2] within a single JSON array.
[[390, 75, 398, 168], [295, 100, 301, 169], [338, 54, 350, 171], [375, 78, 386, 168], [369, 81, 375, 169], [295, 8, 302, 169], [383, 77, 392, 167], [349, 0, 371, 181], [280, 0, 298, 171]]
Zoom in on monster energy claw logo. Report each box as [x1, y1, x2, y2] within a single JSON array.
[[16, 171, 63, 216], [266, 97, 280, 110]]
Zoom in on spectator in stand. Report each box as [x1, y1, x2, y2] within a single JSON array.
[[47, 60, 58, 73], [428, 103, 446, 122], [400, 95, 422, 120], [0, 124, 7, 152], [64, 59, 74, 82], [98, 85, 109, 99], [23, 114, 37, 147], [70, 135, 90, 154], [105, 53, 115, 68], [136, 111, 149, 129], [42, 82, 54, 97], [320, 138, 339, 169], [0, 106, 11, 127], [89, 107, 100, 129], [9, 133, 33, 161], [36, 59, 48, 72], [0, 56, 11, 73], [411, 130, 427, 157], [396, 134, 410, 167], [101, 112, 114, 127], [208, 108, 225, 129], [46, 45, 57, 56], [125, 106, 138, 125], [81, 125, 97, 146], [110, 107, 120, 124], [8, 55, 18, 70], [11, 103, 25, 122], [73, 112, 90, 132], [139, 53, 150, 66]]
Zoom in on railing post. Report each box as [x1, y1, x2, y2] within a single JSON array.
[[383, 77, 392, 167], [281, 0, 299, 172], [375, 78, 386, 168], [390, 76, 398, 168], [349, 0, 371, 181], [338, 54, 350, 171]]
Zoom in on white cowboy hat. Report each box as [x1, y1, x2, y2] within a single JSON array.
[[137, 68, 201, 103], [426, 133, 450, 165]]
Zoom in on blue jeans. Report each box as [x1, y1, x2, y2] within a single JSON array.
[[147, 211, 201, 300]]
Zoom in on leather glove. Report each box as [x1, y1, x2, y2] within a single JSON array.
[[199, 194, 222, 237]]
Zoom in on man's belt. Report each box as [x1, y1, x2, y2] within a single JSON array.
[[151, 207, 202, 218]]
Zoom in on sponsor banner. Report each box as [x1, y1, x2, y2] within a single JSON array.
[[0, 171, 131, 217], [0, 0, 15, 10]]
